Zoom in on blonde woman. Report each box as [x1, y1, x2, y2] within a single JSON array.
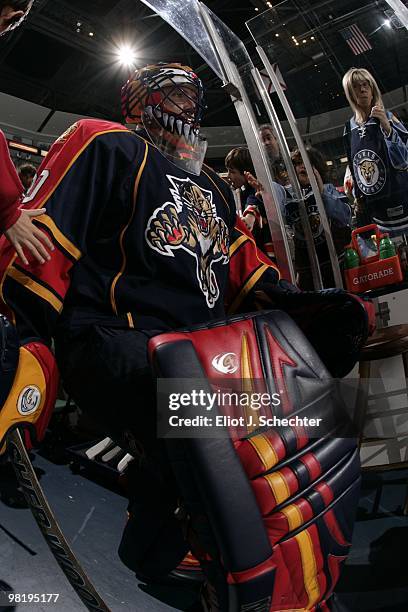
[[342, 67, 408, 235]]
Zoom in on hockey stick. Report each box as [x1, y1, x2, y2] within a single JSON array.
[[7, 429, 111, 612]]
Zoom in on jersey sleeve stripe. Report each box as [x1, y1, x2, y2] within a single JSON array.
[[35, 214, 82, 260], [13, 263, 64, 302], [7, 267, 63, 313], [0, 252, 17, 307], [230, 234, 249, 257], [228, 263, 270, 314], [234, 223, 280, 273], [13, 247, 73, 300]]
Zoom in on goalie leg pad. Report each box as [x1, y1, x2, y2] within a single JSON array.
[[149, 310, 360, 610]]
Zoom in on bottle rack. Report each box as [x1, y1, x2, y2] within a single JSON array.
[[344, 224, 403, 292]]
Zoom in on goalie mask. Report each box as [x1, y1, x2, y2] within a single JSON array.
[[121, 62, 207, 175]]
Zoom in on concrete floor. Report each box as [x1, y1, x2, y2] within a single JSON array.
[[0, 453, 407, 612], [0, 452, 198, 612]]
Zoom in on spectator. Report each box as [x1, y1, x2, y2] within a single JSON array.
[[17, 162, 36, 192], [259, 123, 280, 161], [246, 146, 352, 289], [225, 146, 258, 230], [225, 146, 281, 258], [259, 123, 290, 186], [286, 148, 351, 289], [342, 67, 408, 235]]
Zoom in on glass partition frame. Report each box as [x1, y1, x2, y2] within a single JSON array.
[[139, 0, 296, 281]]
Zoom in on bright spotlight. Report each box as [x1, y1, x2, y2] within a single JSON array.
[[117, 45, 136, 66], [383, 19, 391, 28]]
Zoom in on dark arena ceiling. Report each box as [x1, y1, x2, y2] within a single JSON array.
[[0, 0, 407, 130]]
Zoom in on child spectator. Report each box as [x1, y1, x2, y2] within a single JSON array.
[[18, 162, 37, 193], [245, 147, 352, 289], [259, 124, 290, 186], [225, 147, 283, 259], [285, 148, 352, 289], [342, 67, 408, 235]]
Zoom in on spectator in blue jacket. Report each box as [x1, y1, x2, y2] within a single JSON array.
[[246, 147, 351, 289], [285, 147, 351, 289]]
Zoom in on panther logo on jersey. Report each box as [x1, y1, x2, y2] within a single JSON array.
[[146, 176, 229, 308], [359, 160, 376, 184], [287, 191, 325, 246], [353, 149, 386, 196]]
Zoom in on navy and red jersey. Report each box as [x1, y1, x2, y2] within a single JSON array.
[[345, 112, 408, 234], [0, 119, 279, 343]]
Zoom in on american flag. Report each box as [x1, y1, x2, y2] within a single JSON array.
[[260, 64, 287, 94], [340, 24, 372, 55]]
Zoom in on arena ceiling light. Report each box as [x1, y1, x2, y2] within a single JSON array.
[[8, 141, 38, 154], [117, 44, 137, 67]]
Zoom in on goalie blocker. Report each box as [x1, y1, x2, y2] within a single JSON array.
[[0, 314, 58, 454]]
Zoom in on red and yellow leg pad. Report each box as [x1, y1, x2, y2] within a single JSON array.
[[0, 341, 59, 454]]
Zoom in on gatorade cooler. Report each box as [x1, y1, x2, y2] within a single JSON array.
[[344, 224, 403, 293]]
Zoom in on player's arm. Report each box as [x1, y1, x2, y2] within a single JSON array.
[[0, 120, 142, 450], [225, 215, 280, 315], [0, 130, 53, 263], [226, 215, 374, 378], [0, 130, 23, 230]]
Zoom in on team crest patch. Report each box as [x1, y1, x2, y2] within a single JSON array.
[[146, 176, 229, 308], [56, 122, 79, 143], [353, 149, 386, 196], [17, 386, 41, 416], [211, 352, 239, 374]]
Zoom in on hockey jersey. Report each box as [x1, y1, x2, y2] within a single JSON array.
[[344, 112, 408, 234], [285, 184, 351, 264], [0, 120, 375, 455], [0, 119, 279, 344]]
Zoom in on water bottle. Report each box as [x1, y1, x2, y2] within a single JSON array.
[[344, 245, 360, 269], [379, 233, 396, 259]]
